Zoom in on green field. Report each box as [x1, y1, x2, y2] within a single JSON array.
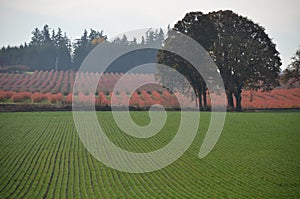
[[0, 112, 299, 198]]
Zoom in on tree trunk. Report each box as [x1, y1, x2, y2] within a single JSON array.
[[226, 90, 234, 111], [234, 90, 242, 112], [198, 93, 203, 111], [202, 90, 207, 111]]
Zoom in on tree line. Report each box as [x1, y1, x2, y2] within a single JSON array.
[[0, 10, 299, 111], [0, 25, 165, 72]]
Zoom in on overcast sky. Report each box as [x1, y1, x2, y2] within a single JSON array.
[[0, 0, 299, 69]]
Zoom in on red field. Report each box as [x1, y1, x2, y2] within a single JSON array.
[[0, 70, 299, 109]]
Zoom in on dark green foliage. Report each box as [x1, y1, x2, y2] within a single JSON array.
[[107, 28, 165, 73], [282, 47, 300, 85], [0, 25, 165, 73], [157, 10, 281, 111], [72, 29, 107, 71], [0, 25, 72, 72], [208, 10, 281, 111], [157, 12, 217, 111]]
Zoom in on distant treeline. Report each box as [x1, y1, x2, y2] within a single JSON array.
[[0, 25, 165, 73]]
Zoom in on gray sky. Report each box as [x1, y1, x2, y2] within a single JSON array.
[[0, 0, 299, 69]]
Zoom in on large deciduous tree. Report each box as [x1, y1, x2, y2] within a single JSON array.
[[157, 10, 281, 111], [157, 12, 218, 110], [208, 10, 281, 111]]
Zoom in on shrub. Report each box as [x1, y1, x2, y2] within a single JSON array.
[[64, 93, 73, 104], [47, 93, 63, 103], [98, 92, 109, 106], [0, 91, 15, 102], [11, 92, 31, 103], [129, 92, 143, 107], [31, 92, 47, 103]]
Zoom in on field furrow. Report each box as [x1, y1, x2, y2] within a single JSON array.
[[0, 112, 299, 198]]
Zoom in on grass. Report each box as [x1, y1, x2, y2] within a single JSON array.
[[0, 111, 299, 198]]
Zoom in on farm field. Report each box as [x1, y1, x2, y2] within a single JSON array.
[[0, 70, 300, 109], [0, 111, 299, 198]]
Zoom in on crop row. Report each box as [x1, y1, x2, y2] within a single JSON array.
[[0, 90, 182, 108], [0, 71, 165, 95], [0, 70, 300, 109], [1, 112, 299, 198], [1, 87, 300, 109]]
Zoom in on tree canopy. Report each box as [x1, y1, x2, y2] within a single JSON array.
[[0, 26, 165, 73], [0, 25, 72, 71], [282, 47, 300, 85], [157, 12, 218, 110], [157, 10, 282, 111]]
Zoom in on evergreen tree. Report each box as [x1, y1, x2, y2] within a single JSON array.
[[73, 30, 89, 71], [282, 47, 300, 85], [72, 29, 107, 70], [54, 28, 72, 71], [30, 28, 43, 46]]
